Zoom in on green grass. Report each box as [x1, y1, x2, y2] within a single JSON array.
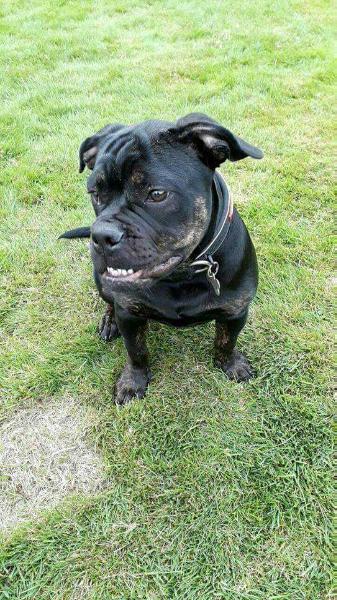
[[0, 0, 335, 598]]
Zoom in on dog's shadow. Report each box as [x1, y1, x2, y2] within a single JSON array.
[[147, 320, 213, 367]]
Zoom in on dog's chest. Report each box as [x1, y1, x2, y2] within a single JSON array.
[[116, 278, 217, 326]]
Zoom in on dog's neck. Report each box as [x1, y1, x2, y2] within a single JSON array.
[[187, 172, 233, 295], [190, 172, 233, 263]]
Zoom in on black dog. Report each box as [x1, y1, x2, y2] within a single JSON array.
[[61, 114, 263, 405]]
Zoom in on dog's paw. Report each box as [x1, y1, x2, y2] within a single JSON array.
[[98, 309, 120, 342], [215, 349, 254, 382], [114, 364, 152, 406]]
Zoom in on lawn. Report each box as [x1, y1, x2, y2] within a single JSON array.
[[0, 0, 334, 598]]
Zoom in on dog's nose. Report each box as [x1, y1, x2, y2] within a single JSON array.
[[91, 220, 124, 250]]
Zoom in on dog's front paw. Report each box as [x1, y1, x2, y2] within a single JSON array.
[[114, 364, 152, 406], [98, 307, 120, 342], [215, 349, 253, 382]]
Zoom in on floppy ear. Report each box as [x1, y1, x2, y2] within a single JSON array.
[[172, 113, 263, 169], [79, 123, 124, 173]]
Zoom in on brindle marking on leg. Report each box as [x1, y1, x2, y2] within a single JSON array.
[[98, 303, 120, 342], [214, 321, 231, 364], [214, 312, 254, 382], [135, 322, 148, 349]]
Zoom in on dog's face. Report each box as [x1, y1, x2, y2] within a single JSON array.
[[79, 113, 262, 292]]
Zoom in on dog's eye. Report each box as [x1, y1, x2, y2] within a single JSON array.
[[148, 189, 168, 202]]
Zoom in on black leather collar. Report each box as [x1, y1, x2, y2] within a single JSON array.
[[190, 172, 233, 295]]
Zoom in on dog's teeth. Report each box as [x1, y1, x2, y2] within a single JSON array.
[[106, 266, 134, 278]]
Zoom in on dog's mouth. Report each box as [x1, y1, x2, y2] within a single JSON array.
[[102, 255, 182, 284]]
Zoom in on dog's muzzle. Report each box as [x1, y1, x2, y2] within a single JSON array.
[[91, 219, 124, 253]]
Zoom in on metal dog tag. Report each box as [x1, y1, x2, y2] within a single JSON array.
[[206, 262, 221, 296], [190, 256, 221, 296]]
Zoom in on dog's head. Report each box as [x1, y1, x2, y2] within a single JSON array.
[[79, 113, 262, 291]]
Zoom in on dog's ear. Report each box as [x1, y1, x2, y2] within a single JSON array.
[[79, 124, 124, 173], [172, 113, 263, 168]]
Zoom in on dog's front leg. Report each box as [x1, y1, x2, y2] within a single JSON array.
[[214, 312, 253, 382], [114, 308, 151, 405], [98, 302, 120, 342]]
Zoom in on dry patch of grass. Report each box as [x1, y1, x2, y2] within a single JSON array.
[[0, 396, 106, 533]]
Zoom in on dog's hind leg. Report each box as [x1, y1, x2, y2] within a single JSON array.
[[214, 311, 253, 382], [98, 303, 121, 342]]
